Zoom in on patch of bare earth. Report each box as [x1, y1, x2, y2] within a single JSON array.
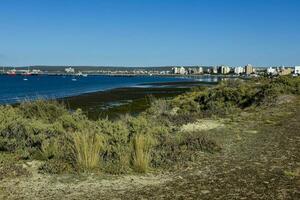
[[0, 163, 173, 200]]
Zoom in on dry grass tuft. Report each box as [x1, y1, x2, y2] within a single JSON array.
[[71, 130, 103, 171], [132, 134, 154, 173]]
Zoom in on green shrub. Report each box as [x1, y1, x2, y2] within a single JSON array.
[[97, 119, 131, 174], [146, 97, 171, 116], [58, 109, 88, 131], [39, 159, 73, 174], [19, 100, 67, 123], [178, 131, 221, 153], [40, 138, 60, 160], [126, 115, 169, 137], [151, 131, 221, 168]]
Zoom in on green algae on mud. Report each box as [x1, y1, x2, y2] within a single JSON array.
[[61, 81, 216, 120]]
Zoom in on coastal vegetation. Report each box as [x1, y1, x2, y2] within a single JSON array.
[[0, 76, 300, 177]]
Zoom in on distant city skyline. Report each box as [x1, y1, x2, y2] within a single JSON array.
[[1, 0, 300, 67]]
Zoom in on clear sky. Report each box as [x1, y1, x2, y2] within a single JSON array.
[[0, 0, 299, 67]]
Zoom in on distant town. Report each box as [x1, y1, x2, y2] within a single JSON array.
[[1, 65, 300, 77]]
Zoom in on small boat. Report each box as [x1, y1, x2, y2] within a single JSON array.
[[22, 67, 33, 76], [22, 71, 32, 76], [23, 78, 28, 81], [76, 71, 88, 77], [72, 78, 77, 81], [7, 69, 16, 76]]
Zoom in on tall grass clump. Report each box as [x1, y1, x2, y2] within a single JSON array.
[[132, 134, 155, 173], [70, 130, 103, 171]]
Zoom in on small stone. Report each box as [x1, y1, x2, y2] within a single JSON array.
[[201, 190, 210, 194]]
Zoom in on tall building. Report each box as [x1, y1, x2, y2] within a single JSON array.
[[278, 68, 292, 76], [212, 67, 218, 74], [196, 66, 203, 74], [218, 65, 230, 74], [294, 66, 300, 74], [245, 64, 253, 75], [267, 67, 276, 75], [172, 67, 179, 74], [178, 67, 186, 74], [234, 66, 244, 74], [172, 67, 186, 74]]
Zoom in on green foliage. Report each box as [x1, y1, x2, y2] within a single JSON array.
[[39, 159, 73, 174], [19, 100, 67, 123], [151, 131, 221, 168], [177, 131, 221, 153], [146, 97, 171, 116], [0, 152, 31, 179], [97, 119, 131, 174], [169, 77, 300, 116]]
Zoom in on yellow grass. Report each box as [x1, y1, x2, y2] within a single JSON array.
[[72, 130, 103, 171], [132, 134, 153, 173]]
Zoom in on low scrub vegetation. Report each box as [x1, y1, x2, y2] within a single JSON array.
[[0, 76, 299, 175]]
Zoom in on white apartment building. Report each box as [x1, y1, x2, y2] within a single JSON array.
[[234, 66, 244, 74], [218, 65, 231, 74], [172, 67, 186, 74], [294, 66, 300, 74], [267, 67, 276, 75], [197, 67, 203, 74]]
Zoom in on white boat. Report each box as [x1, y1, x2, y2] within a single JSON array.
[[7, 69, 16, 76], [76, 71, 88, 77]]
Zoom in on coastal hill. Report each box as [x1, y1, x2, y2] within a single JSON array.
[[0, 76, 299, 199]]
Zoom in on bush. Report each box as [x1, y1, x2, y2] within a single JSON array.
[[151, 131, 221, 168], [19, 100, 67, 123], [146, 97, 171, 116], [59, 109, 88, 131], [39, 159, 73, 174], [97, 119, 131, 174], [178, 131, 221, 153]]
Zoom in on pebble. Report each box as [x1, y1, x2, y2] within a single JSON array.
[[201, 190, 210, 194]]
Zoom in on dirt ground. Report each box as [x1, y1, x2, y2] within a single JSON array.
[[1, 99, 299, 200]]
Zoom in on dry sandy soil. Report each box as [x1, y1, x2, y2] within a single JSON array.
[[1, 99, 300, 200]]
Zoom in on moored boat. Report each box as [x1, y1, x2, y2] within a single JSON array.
[[7, 69, 16, 76]]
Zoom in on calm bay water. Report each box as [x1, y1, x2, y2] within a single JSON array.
[[0, 75, 218, 104]]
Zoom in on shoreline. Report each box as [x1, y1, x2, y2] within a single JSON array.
[[4, 79, 219, 120], [0, 74, 202, 105], [60, 81, 218, 120]]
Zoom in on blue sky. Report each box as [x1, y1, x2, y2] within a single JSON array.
[[0, 0, 299, 67]]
